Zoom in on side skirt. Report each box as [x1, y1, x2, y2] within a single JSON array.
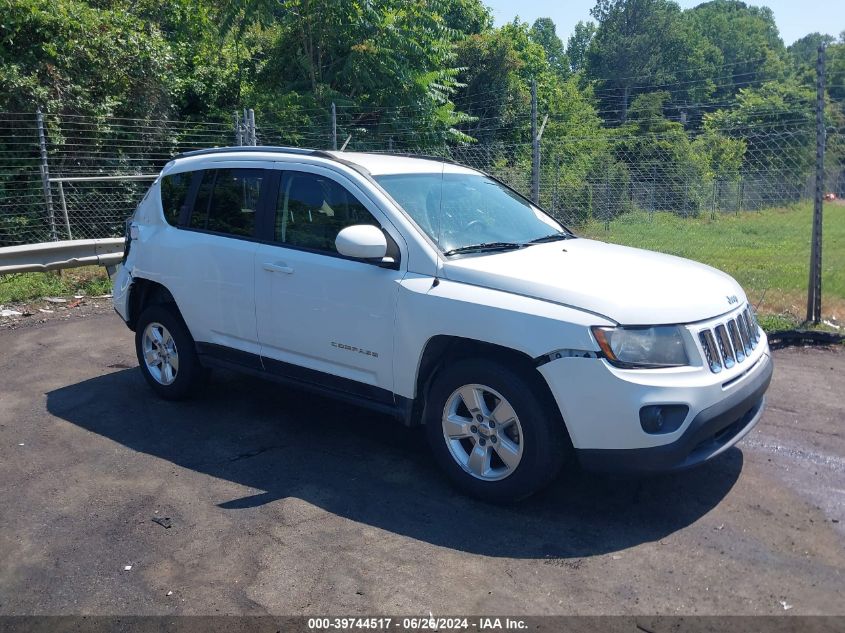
[[195, 342, 414, 423]]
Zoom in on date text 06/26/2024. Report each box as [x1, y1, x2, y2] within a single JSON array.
[[307, 617, 528, 631]]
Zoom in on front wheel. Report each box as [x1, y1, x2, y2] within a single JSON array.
[[424, 358, 569, 503]]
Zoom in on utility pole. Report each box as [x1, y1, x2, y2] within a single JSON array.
[[806, 44, 826, 324], [36, 108, 57, 241], [331, 102, 337, 150], [531, 80, 539, 204]]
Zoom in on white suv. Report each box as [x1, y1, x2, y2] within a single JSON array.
[[113, 147, 772, 501]]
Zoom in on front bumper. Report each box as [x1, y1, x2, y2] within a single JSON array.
[[537, 313, 773, 472], [576, 351, 772, 472]]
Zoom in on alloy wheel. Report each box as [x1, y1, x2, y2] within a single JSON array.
[[141, 321, 179, 386], [441, 383, 524, 481]]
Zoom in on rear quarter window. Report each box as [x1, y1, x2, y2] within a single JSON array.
[[160, 172, 193, 226]]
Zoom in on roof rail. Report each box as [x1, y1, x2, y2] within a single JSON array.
[[171, 146, 377, 176], [174, 146, 319, 159], [171, 146, 466, 178], [380, 151, 461, 166], [175, 146, 462, 166]]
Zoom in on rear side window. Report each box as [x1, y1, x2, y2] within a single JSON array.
[[160, 172, 192, 226], [190, 171, 215, 230], [189, 168, 264, 238]]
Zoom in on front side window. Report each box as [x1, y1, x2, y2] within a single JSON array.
[[189, 169, 264, 238], [160, 172, 192, 226], [275, 172, 378, 253], [374, 172, 567, 254]]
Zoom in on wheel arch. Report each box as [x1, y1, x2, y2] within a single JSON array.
[[409, 335, 566, 434], [126, 277, 179, 331]]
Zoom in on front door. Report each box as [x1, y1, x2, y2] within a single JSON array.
[[255, 165, 405, 402]]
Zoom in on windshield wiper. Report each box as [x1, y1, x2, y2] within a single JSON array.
[[526, 232, 574, 244], [443, 242, 525, 256]]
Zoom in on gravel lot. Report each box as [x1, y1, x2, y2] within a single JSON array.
[[0, 313, 842, 616]]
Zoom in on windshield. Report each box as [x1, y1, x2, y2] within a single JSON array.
[[374, 172, 569, 254]]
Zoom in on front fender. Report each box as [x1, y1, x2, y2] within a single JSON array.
[[392, 274, 611, 399]]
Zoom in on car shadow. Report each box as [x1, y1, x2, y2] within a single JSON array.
[[46, 367, 743, 559]]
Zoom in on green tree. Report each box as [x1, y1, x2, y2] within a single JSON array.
[[453, 28, 527, 146], [0, 0, 195, 245], [586, 0, 720, 122], [121, 0, 246, 120], [686, 0, 787, 98], [566, 21, 595, 74], [825, 35, 845, 108], [529, 18, 568, 79], [440, 0, 493, 35], [453, 18, 608, 207], [224, 0, 480, 147], [612, 91, 712, 213], [0, 0, 176, 117], [788, 32, 836, 70], [453, 19, 550, 145], [703, 80, 816, 201]]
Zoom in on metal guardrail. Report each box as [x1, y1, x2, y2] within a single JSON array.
[[0, 238, 124, 274]]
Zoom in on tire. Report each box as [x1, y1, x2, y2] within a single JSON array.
[[134, 303, 204, 400], [424, 358, 570, 503]]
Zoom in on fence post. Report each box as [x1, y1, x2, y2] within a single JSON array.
[[35, 108, 58, 242], [649, 164, 656, 219], [553, 155, 561, 215], [57, 181, 72, 240], [247, 109, 256, 145], [233, 111, 242, 146], [331, 102, 337, 150], [711, 179, 718, 220], [531, 80, 539, 204], [806, 44, 826, 324]]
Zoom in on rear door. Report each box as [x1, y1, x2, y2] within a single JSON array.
[[254, 164, 406, 401], [167, 163, 271, 360]]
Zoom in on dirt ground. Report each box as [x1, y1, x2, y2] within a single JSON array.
[[0, 313, 842, 616], [0, 295, 113, 331]]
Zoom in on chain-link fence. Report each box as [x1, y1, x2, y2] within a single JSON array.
[[1, 74, 843, 322], [2, 114, 833, 242], [0, 111, 234, 245]]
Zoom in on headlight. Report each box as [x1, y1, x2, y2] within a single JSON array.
[[591, 326, 689, 368]]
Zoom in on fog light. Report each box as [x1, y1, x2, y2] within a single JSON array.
[[639, 405, 689, 434]]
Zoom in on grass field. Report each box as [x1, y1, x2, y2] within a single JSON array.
[[0, 266, 111, 305], [580, 202, 844, 324]]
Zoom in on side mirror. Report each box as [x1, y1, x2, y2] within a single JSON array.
[[335, 224, 388, 260]]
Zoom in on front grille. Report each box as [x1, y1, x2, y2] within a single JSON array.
[[698, 307, 761, 373]]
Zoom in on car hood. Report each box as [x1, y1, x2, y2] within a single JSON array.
[[440, 238, 746, 325]]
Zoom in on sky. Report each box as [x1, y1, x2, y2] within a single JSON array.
[[484, 0, 845, 46]]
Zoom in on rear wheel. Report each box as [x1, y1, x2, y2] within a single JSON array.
[[424, 358, 569, 502], [135, 304, 203, 400]]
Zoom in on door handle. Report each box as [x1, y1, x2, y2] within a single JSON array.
[[263, 262, 294, 274]]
